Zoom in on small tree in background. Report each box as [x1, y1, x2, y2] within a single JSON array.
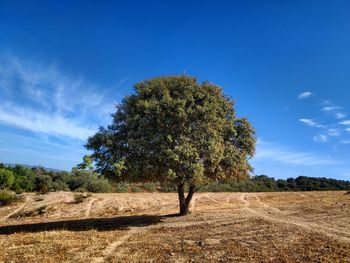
[[0, 169, 15, 189], [86, 76, 256, 215]]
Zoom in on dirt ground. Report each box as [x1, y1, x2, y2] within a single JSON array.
[[0, 191, 349, 262]]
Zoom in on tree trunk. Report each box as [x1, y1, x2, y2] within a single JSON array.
[[177, 183, 195, 216]]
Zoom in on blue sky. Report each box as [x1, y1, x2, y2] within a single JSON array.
[[0, 1, 349, 180]]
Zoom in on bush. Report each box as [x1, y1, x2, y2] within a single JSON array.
[[160, 182, 177, 192], [51, 181, 69, 191], [11, 165, 36, 192], [199, 183, 234, 192], [114, 183, 129, 192], [0, 169, 15, 189], [36, 205, 47, 215], [73, 193, 89, 203], [35, 175, 52, 193], [131, 186, 142, 192], [0, 190, 19, 206], [74, 187, 88, 193], [143, 182, 157, 192], [86, 179, 112, 193]]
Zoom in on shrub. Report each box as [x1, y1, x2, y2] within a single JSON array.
[[73, 193, 88, 203], [0, 169, 15, 189], [74, 187, 88, 193], [114, 183, 128, 192], [199, 183, 234, 192], [35, 175, 53, 193], [143, 182, 157, 192], [131, 186, 142, 192], [160, 182, 177, 192], [51, 181, 69, 191], [11, 165, 36, 192], [86, 179, 112, 193], [36, 205, 47, 215], [0, 190, 19, 206]]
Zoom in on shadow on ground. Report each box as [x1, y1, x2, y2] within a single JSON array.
[[0, 214, 177, 234]]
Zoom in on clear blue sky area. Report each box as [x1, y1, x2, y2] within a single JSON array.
[[0, 1, 349, 179]]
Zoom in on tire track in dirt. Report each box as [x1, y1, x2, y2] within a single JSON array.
[[253, 194, 286, 214], [226, 193, 242, 203], [190, 194, 205, 212], [85, 198, 98, 218], [202, 194, 222, 204], [253, 194, 350, 238], [93, 227, 141, 263], [241, 193, 350, 243], [1, 196, 28, 221]]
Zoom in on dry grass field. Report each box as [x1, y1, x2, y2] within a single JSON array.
[[0, 191, 349, 262]]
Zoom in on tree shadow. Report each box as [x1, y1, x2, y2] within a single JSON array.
[[0, 213, 178, 235]]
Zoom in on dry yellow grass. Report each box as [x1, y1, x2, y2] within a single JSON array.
[[0, 191, 349, 262]]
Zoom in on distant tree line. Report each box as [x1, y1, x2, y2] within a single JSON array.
[[0, 164, 112, 193], [0, 164, 349, 193], [197, 175, 350, 192]]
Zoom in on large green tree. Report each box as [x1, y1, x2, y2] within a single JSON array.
[[86, 76, 256, 215]]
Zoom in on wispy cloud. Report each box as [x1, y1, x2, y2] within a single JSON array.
[[313, 134, 328, 142], [0, 53, 117, 140], [335, 113, 347, 119], [0, 104, 94, 140], [327, 128, 341, 137], [298, 91, 312, 99], [340, 120, 350, 125], [299, 118, 325, 128], [254, 140, 338, 166], [322, 106, 341, 111]]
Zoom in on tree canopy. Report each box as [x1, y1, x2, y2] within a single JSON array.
[[86, 76, 256, 214]]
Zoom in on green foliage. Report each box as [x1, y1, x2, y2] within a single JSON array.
[[74, 187, 88, 193], [51, 181, 69, 191], [143, 182, 157, 192], [86, 76, 256, 190], [86, 178, 112, 193], [77, 155, 94, 170], [73, 193, 88, 203], [35, 175, 53, 193], [0, 168, 15, 189], [12, 165, 36, 192], [0, 190, 19, 206], [131, 186, 142, 192], [198, 175, 350, 192], [36, 205, 48, 215], [114, 183, 129, 192]]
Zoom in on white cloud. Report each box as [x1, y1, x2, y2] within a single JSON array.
[[298, 91, 312, 99], [327, 128, 341, 137], [313, 134, 328, 142], [340, 120, 350, 125], [0, 104, 94, 140], [299, 118, 325, 128], [0, 54, 118, 140], [254, 140, 338, 166], [322, 106, 341, 111], [335, 113, 347, 119]]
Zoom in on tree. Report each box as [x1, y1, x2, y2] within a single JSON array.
[[77, 155, 94, 170], [0, 168, 15, 189], [86, 76, 256, 215]]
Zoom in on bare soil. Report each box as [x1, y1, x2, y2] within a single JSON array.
[[0, 191, 349, 262]]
